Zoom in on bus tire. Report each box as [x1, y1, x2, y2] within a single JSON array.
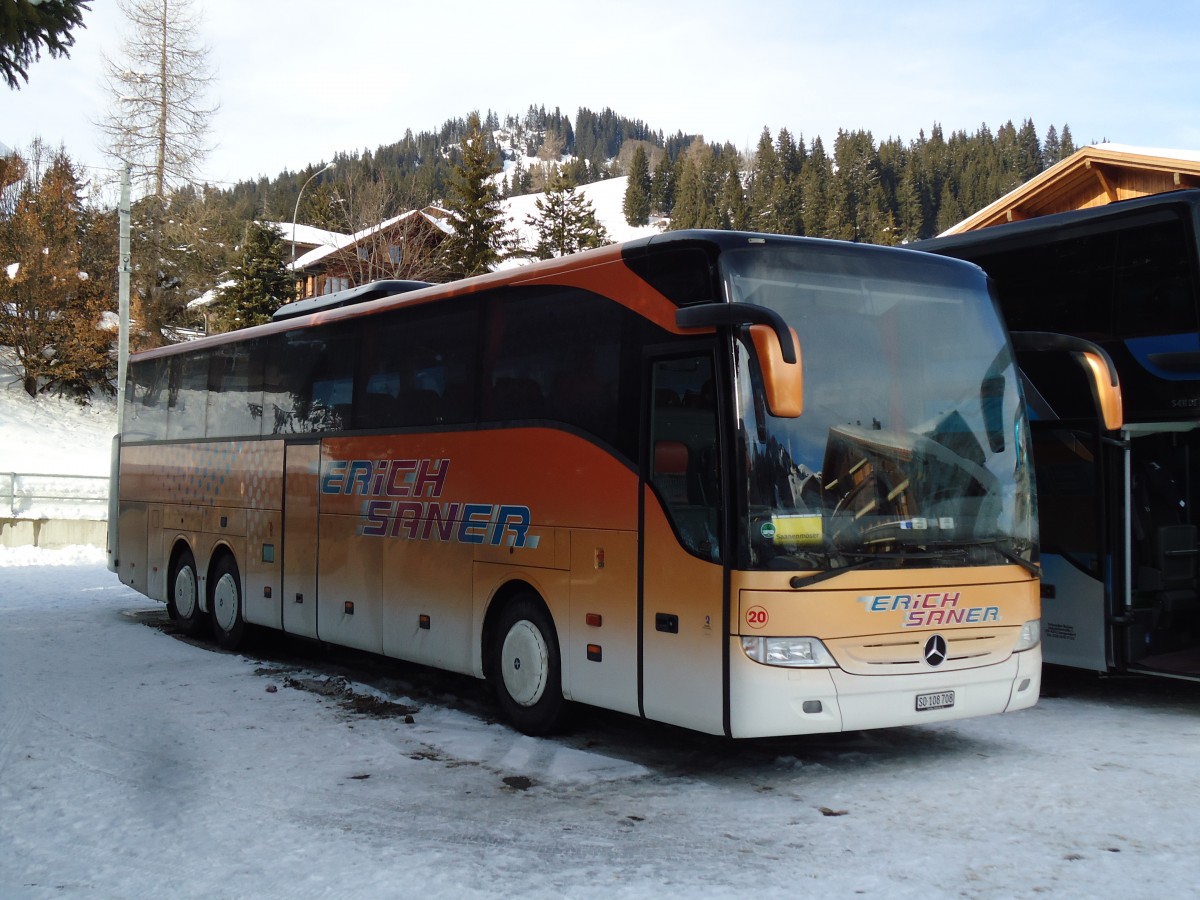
[[488, 592, 566, 736], [209, 553, 246, 651], [167, 547, 207, 638]]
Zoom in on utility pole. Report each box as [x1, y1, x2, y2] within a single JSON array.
[[117, 165, 131, 430]]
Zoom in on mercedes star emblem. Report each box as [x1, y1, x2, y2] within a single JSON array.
[[924, 634, 948, 667]]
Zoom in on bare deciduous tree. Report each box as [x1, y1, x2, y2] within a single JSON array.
[[294, 171, 451, 299], [98, 0, 218, 346], [99, 0, 217, 199]]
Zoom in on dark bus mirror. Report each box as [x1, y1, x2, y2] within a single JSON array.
[[1079, 350, 1124, 431], [749, 323, 803, 418], [676, 302, 803, 418], [1010, 331, 1124, 431]]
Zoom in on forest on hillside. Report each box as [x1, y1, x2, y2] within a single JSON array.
[[225, 105, 1074, 246]]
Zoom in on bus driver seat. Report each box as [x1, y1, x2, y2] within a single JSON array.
[[652, 440, 719, 560]]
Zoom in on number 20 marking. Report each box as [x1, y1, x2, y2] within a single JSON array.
[[746, 606, 769, 629]]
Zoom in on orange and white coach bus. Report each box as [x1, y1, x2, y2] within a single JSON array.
[[109, 230, 1048, 738]]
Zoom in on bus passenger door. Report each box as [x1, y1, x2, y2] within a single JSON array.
[[1125, 430, 1200, 674], [640, 353, 727, 735], [282, 441, 320, 639], [1033, 424, 1128, 670]]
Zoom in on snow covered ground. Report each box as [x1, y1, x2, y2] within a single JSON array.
[[2, 545, 1200, 899], [0, 380, 115, 478]]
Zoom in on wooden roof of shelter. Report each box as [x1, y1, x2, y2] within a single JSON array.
[[942, 144, 1200, 235]]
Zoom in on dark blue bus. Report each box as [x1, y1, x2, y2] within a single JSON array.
[[919, 190, 1200, 680]]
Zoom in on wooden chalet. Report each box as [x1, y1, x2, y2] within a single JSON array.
[[943, 144, 1200, 235], [279, 222, 349, 262], [289, 206, 453, 300]]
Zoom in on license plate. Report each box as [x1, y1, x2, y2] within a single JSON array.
[[915, 690, 955, 712]]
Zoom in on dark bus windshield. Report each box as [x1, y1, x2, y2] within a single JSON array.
[[723, 242, 1037, 573]]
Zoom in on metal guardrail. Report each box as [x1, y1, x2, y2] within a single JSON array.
[[2, 473, 109, 521]]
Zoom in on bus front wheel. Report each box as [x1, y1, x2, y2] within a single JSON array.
[[167, 548, 206, 638], [210, 554, 246, 651], [488, 593, 566, 736]]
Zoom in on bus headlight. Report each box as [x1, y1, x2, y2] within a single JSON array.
[[741, 636, 837, 667], [1014, 619, 1040, 652]]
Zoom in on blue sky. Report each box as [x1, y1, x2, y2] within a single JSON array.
[[3, 0, 1198, 194]]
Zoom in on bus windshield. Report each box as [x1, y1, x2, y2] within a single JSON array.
[[724, 242, 1037, 574]]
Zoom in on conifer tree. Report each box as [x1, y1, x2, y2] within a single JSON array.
[[650, 152, 675, 216], [525, 171, 610, 260], [0, 143, 112, 398], [1, 0, 90, 89], [772, 128, 804, 235], [895, 164, 924, 243], [1016, 118, 1043, 181], [800, 136, 831, 237], [1060, 124, 1076, 157], [212, 221, 295, 331], [909, 125, 946, 238], [1043, 125, 1061, 169], [669, 154, 710, 230], [442, 112, 515, 278], [510, 155, 534, 196], [716, 146, 749, 230], [936, 183, 965, 234], [747, 128, 779, 232], [829, 130, 880, 241], [622, 145, 651, 226]]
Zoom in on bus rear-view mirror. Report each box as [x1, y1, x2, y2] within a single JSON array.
[[1079, 350, 1124, 431], [676, 301, 803, 418], [1009, 331, 1124, 431], [749, 323, 803, 417]]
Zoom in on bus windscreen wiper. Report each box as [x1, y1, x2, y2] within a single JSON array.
[[788, 540, 1038, 591], [787, 546, 967, 590], [878, 539, 1042, 575], [787, 555, 885, 590]]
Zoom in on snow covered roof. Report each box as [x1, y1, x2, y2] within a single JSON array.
[[290, 207, 452, 271], [188, 280, 235, 308], [269, 222, 349, 250]]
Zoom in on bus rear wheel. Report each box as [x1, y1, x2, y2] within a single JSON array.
[[167, 548, 206, 638], [210, 554, 246, 651], [488, 593, 566, 736]]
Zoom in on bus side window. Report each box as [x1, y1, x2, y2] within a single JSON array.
[[482, 287, 622, 443], [649, 355, 721, 562], [166, 351, 210, 440], [1112, 219, 1197, 339], [352, 304, 479, 430], [124, 357, 169, 440], [206, 340, 264, 438], [263, 326, 354, 435]]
